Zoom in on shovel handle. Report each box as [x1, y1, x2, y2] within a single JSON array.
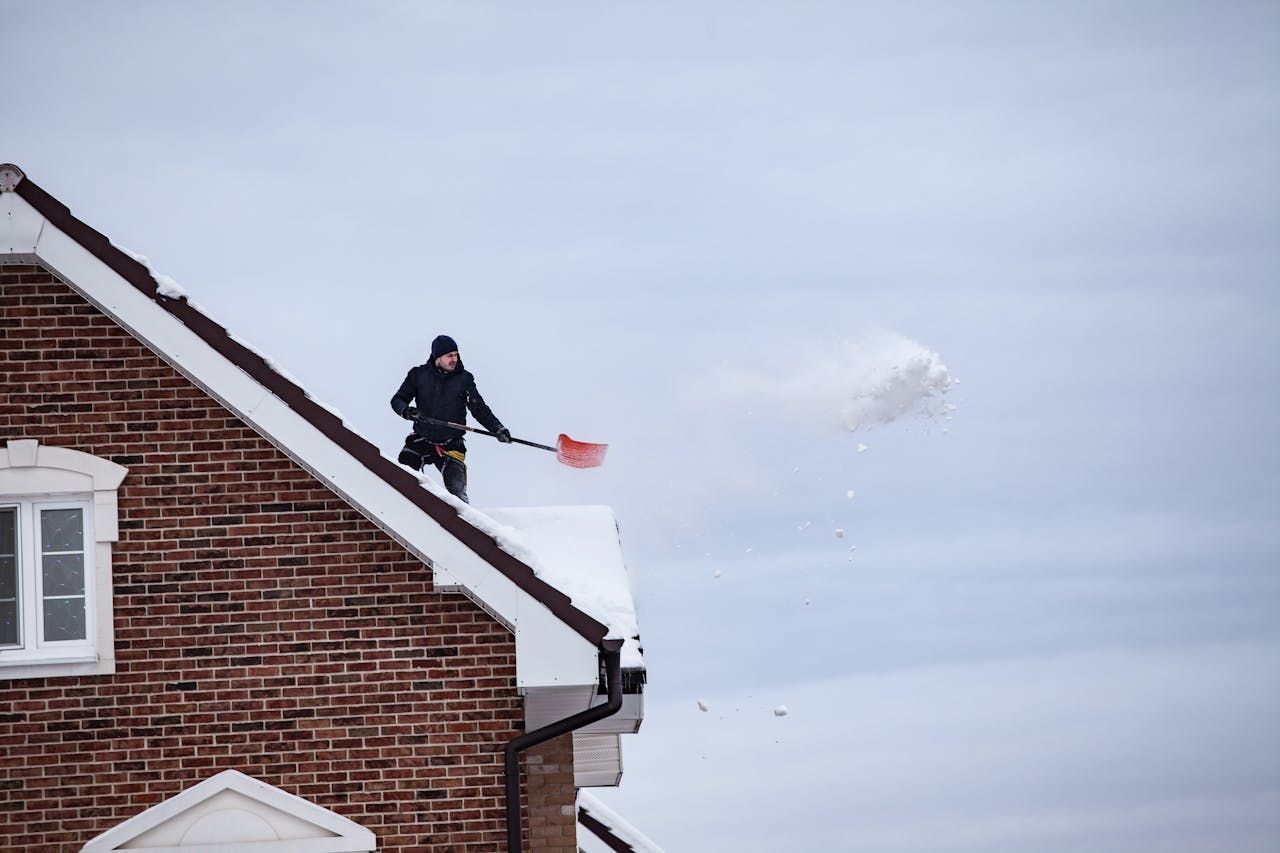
[[413, 415, 557, 453]]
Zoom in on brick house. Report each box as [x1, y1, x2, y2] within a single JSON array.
[[0, 164, 647, 852]]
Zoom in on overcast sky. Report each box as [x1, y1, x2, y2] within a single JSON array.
[[5, 2, 1279, 850]]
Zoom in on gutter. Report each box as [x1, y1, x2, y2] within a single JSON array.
[[505, 638, 625, 852]]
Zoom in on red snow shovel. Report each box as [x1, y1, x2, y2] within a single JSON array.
[[415, 416, 608, 469]]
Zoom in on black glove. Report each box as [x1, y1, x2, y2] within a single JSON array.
[[495, 426, 512, 443], [401, 405, 419, 421]]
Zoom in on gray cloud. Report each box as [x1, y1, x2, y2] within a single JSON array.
[[599, 643, 1280, 852], [5, 1, 1278, 849]]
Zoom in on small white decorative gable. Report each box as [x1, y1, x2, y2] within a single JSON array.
[[80, 770, 376, 853]]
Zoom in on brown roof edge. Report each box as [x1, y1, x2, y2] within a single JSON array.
[[578, 805, 637, 853], [9, 169, 608, 646]]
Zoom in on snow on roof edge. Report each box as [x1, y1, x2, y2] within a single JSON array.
[[476, 504, 644, 670], [578, 790, 665, 853]]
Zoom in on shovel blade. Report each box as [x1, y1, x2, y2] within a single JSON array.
[[556, 434, 608, 468]]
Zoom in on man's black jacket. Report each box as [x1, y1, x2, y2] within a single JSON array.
[[390, 359, 504, 445]]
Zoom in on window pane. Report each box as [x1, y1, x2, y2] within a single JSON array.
[[0, 555, 15, 599], [0, 600, 16, 646], [42, 553, 85, 597], [43, 598, 86, 642], [0, 511, 18, 646], [41, 509, 84, 553], [0, 508, 14, 554]]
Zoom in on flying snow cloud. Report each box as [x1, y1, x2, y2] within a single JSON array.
[[834, 334, 954, 432], [712, 330, 955, 434]]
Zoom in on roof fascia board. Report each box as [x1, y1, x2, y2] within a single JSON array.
[[516, 596, 602, 689], [5, 190, 598, 691]]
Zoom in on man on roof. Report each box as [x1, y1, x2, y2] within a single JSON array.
[[391, 334, 510, 504]]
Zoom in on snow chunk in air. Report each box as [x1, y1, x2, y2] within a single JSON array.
[[712, 330, 955, 436]]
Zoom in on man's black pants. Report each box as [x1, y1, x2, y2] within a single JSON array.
[[398, 435, 469, 503], [429, 455, 468, 504]]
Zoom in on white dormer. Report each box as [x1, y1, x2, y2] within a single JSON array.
[[80, 769, 377, 853]]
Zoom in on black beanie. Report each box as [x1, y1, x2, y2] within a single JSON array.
[[431, 335, 459, 360]]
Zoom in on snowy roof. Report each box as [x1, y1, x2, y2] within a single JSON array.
[[480, 506, 643, 670], [577, 791, 665, 853], [0, 164, 633, 693]]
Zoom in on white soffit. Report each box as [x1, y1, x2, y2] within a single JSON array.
[[524, 687, 641, 734], [80, 769, 376, 853], [574, 731, 623, 788], [524, 684, 597, 730], [1, 191, 599, 691], [579, 692, 643, 735]]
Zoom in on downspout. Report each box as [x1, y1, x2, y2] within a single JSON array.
[[505, 638, 625, 853]]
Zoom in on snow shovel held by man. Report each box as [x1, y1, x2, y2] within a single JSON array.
[[414, 415, 608, 469]]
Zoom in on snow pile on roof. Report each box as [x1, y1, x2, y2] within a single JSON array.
[[119, 247, 188, 300], [479, 505, 643, 669], [578, 790, 665, 853]]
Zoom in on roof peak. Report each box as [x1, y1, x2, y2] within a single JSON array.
[[0, 164, 25, 192]]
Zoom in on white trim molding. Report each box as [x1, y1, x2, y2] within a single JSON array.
[[0, 439, 126, 679], [81, 769, 377, 853]]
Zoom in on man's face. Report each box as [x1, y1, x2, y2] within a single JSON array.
[[435, 351, 459, 373]]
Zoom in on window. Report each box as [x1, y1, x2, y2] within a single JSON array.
[[0, 500, 94, 652], [0, 440, 126, 679]]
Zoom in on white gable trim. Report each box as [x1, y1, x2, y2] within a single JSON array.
[[80, 769, 376, 852], [2, 190, 599, 693]]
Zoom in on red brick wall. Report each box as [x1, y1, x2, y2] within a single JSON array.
[[525, 733, 578, 852], [0, 264, 570, 851]]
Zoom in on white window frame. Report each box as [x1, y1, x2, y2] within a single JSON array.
[[0, 439, 126, 680], [0, 498, 96, 657]]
